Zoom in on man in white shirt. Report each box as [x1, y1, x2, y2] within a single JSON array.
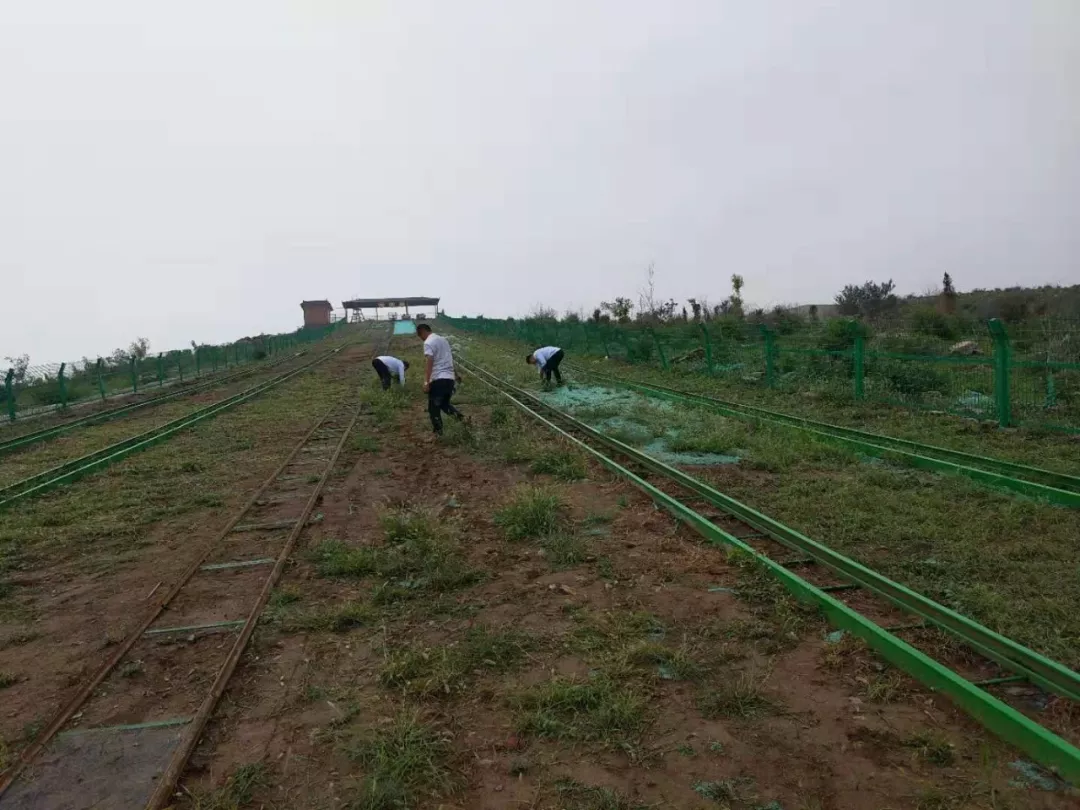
[[371, 355, 408, 390], [527, 346, 565, 386], [416, 323, 464, 434]]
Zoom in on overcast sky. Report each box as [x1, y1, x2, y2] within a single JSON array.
[[2, 1, 1078, 364]]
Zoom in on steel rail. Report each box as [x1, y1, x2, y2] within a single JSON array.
[[461, 359, 1080, 783], [0, 350, 301, 457], [0, 405, 340, 799], [0, 345, 346, 510], [568, 364, 1080, 508], [144, 401, 363, 809]]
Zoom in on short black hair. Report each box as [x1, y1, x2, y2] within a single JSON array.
[[416, 323, 432, 335], [524, 353, 532, 362], [403, 360, 411, 370]]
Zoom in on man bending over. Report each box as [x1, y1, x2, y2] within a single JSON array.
[[527, 346, 565, 386], [371, 355, 408, 390]]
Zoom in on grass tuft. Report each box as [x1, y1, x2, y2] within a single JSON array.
[[530, 448, 588, 481], [379, 626, 533, 697], [554, 778, 648, 810], [697, 671, 778, 720], [494, 485, 566, 541], [190, 763, 268, 810], [904, 731, 956, 767], [513, 676, 647, 746], [344, 712, 459, 810]]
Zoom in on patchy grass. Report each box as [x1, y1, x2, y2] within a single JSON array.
[[553, 778, 648, 810], [862, 670, 908, 704], [530, 448, 588, 481], [379, 626, 534, 698], [542, 532, 589, 568], [0, 672, 17, 689], [310, 536, 482, 603], [342, 712, 460, 810], [189, 763, 268, 810], [379, 506, 438, 544], [697, 671, 779, 720], [904, 731, 956, 767], [513, 677, 647, 746], [494, 485, 567, 541]]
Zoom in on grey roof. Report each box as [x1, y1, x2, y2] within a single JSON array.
[[342, 296, 440, 309]]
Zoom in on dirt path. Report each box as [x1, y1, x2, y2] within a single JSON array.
[[175, 381, 1075, 809]]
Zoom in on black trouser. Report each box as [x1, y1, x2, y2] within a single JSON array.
[[541, 349, 565, 384], [428, 378, 463, 434], [372, 359, 394, 390]]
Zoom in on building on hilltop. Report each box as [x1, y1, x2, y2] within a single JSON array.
[[342, 296, 440, 322], [301, 300, 334, 328]]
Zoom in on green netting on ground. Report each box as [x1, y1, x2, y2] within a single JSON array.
[[393, 320, 417, 335], [540, 385, 738, 467]]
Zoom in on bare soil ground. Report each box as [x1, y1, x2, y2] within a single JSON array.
[[173, 370, 1076, 810], [0, 344, 370, 765]]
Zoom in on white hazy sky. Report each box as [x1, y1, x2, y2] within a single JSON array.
[[2, 1, 1078, 363]]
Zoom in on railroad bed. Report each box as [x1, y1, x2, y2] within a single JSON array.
[[0, 399, 362, 809], [460, 359, 1080, 784]]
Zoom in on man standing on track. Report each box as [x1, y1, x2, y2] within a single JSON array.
[[416, 323, 464, 435], [527, 345, 565, 386], [371, 355, 408, 390]]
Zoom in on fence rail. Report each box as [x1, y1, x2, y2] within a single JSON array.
[[443, 315, 1080, 431], [2, 321, 348, 423]]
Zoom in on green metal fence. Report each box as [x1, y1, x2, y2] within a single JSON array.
[[2, 321, 348, 423], [443, 315, 1080, 431]]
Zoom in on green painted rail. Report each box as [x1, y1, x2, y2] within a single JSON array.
[[0, 346, 346, 511], [0, 353, 303, 458], [461, 359, 1080, 784], [575, 366, 1080, 509]]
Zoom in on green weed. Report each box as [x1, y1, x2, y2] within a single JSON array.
[[343, 712, 459, 810], [494, 485, 567, 541], [379, 626, 533, 697], [697, 671, 778, 720], [542, 532, 588, 568], [190, 763, 268, 810], [0, 672, 16, 689], [530, 448, 588, 481], [513, 677, 647, 745]]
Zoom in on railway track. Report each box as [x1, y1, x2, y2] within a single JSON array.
[[571, 366, 1080, 508], [460, 359, 1080, 784], [0, 398, 363, 809], [0, 343, 351, 511], [0, 349, 308, 458]]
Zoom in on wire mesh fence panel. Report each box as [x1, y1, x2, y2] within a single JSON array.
[[441, 314, 1080, 432], [1007, 319, 1080, 430], [2, 321, 348, 423]]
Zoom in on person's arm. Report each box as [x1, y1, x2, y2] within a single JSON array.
[[399, 363, 405, 385], [424, 355, 434, 390]]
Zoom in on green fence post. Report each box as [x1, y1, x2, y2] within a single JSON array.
[[195, 347, 202, 378], [851, 322, 866, 401], [759, 325, 776, 387], [988, 318, 1012, 427], [178, 357, 184, 383], [212, 349, 218, 373], [699, 323, 714, 374], [58, 362, 68, 409], [5, 368, 16, 422], [649, 329, 669, 370], [130, 357, 138, 394], [156, 353, 165, 386], [96, 359, 106, 400]]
